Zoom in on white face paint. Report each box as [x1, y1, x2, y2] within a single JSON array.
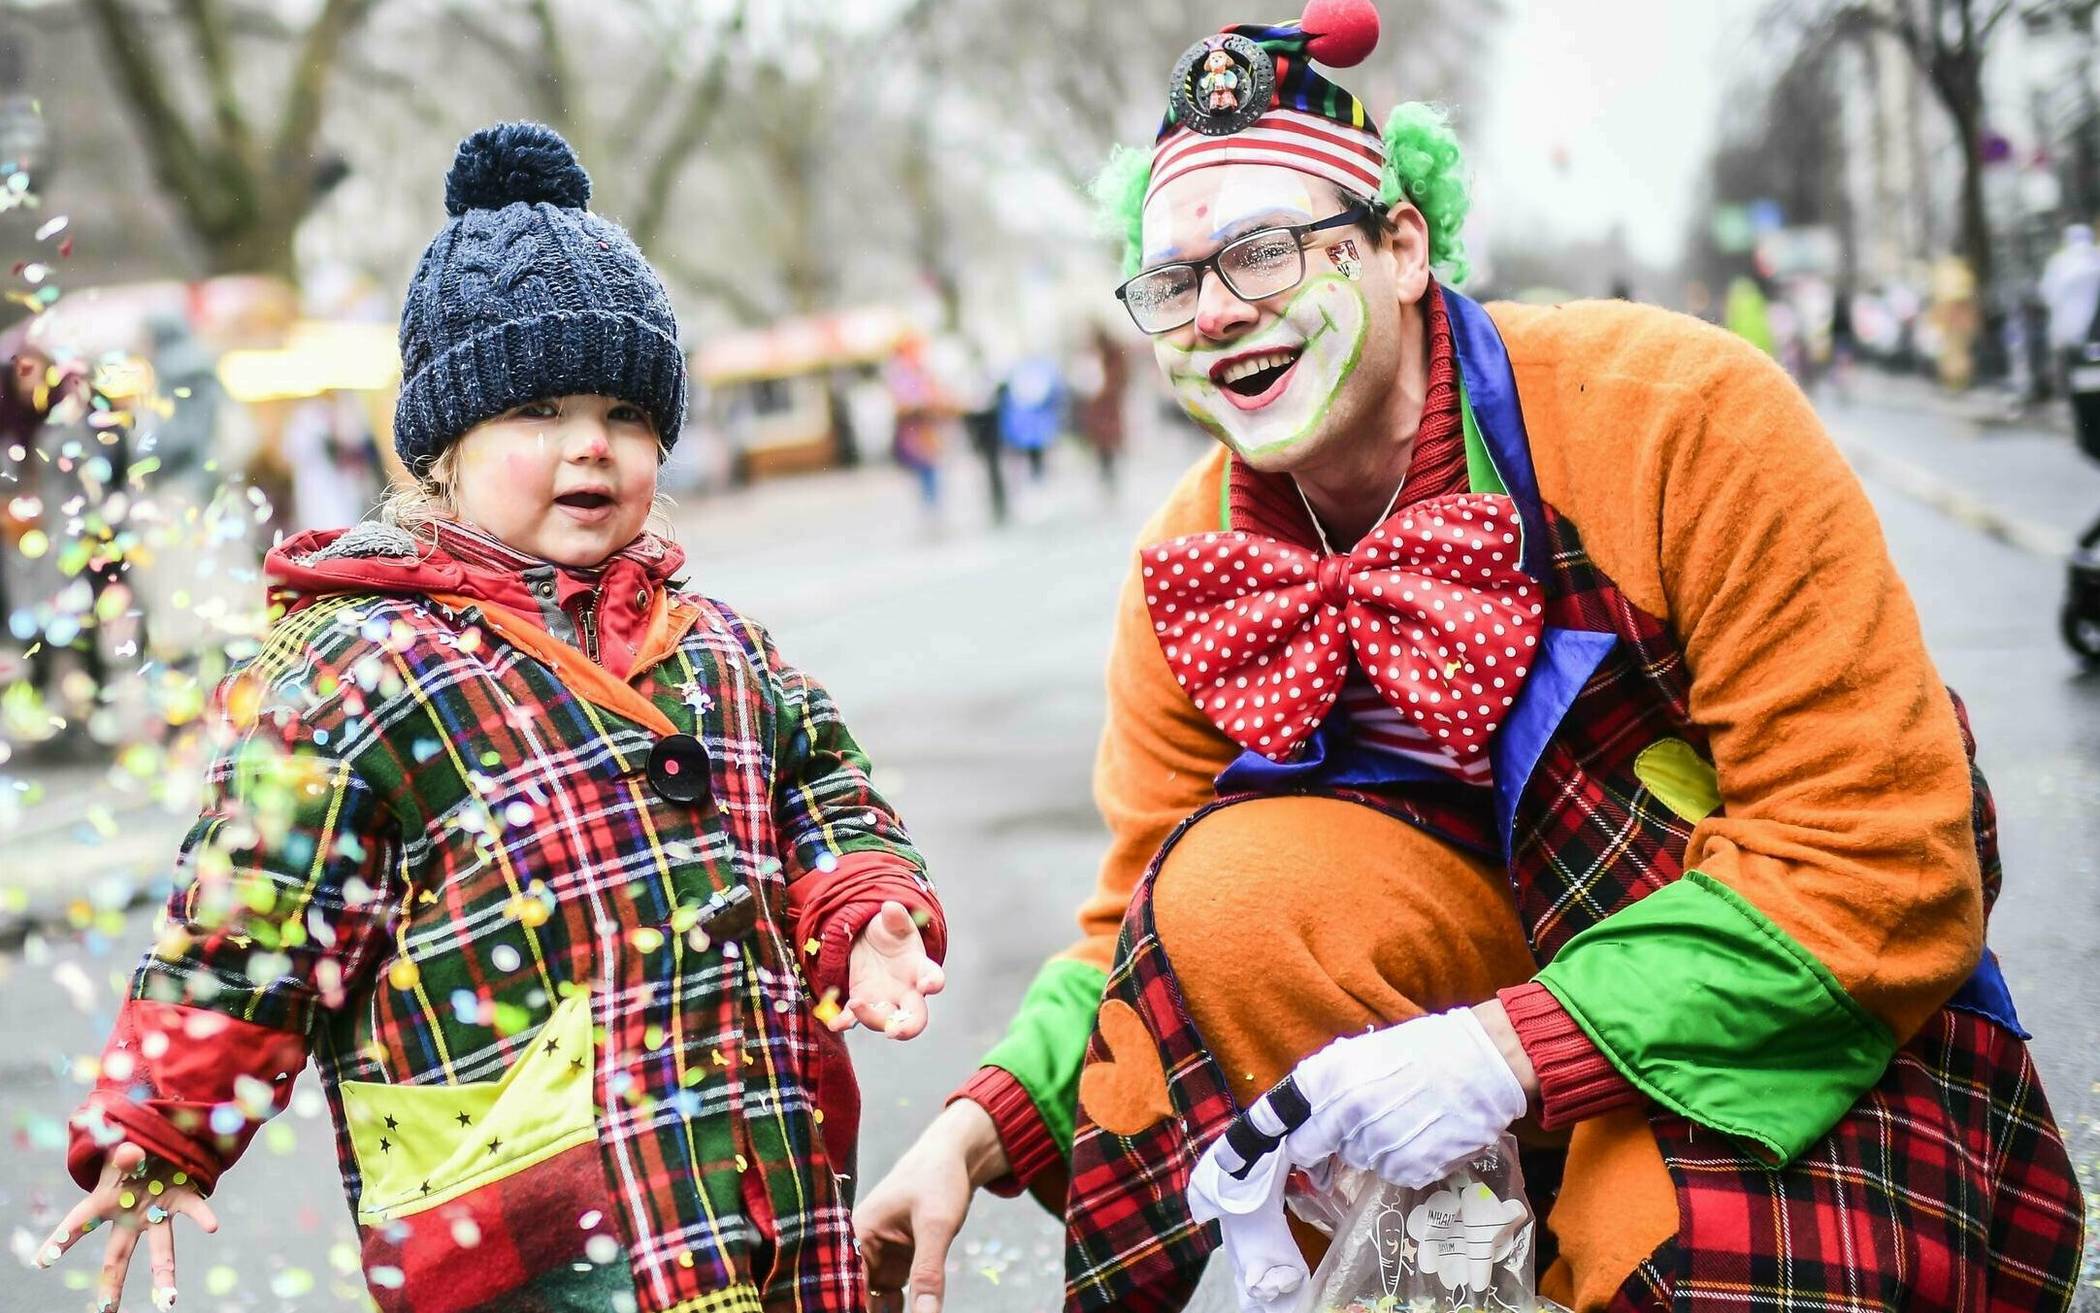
[[1140, 167, 1315, 268], [1156, 273, 1368, 460]]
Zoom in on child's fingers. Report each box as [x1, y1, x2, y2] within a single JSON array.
[[36, 1198, 108, 1267], [144, 1216, 177, 1310], [107, 1143, 147, 1182], [879, 992, 927, 1041], [98, 1218, 142, 1311], [168, 1192, 219, 1235], [915, 963, 946, 996]]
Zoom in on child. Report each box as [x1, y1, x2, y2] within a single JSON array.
[[41, 122, 945, 1313]]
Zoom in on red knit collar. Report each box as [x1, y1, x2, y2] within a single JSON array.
[[1225, 279, 1467, 549]]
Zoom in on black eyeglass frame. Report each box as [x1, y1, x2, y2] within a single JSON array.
[[1114, 203, 1379, 334]]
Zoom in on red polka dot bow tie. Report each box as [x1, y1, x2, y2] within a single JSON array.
[[1142, 492, 1543, 768]]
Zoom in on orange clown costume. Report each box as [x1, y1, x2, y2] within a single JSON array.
[[944, 4, 2088, 1311]]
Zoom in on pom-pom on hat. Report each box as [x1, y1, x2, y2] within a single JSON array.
[[1148, 0, 1387, 207], [392, 121, 687, 476]]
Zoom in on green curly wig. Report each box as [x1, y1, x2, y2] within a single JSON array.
[[1093, 101, 1472, 286]]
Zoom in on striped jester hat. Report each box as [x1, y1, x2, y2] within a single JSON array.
[[1148, 0, 1386, 207]]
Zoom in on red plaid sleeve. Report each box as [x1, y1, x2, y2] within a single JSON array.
[[68, 663, 402, 1192], [1498, 981, 1640, 1129]]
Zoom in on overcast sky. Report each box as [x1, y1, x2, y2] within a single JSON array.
[[1469, 0, 1758, 271]]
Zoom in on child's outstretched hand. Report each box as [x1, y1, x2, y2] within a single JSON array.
[[833, 899, 945, 1040], [37, 1141, 218, 1310]]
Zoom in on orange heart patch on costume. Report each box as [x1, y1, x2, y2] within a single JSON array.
[[1077, 998, 1175, 1137]]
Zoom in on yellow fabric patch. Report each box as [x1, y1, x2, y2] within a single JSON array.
[[664, 1285, 763, 1313], [341, 988, 596, 1223], [1633, 737, 1722, 824]]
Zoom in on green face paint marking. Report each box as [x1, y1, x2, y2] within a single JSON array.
[[1156, 273, 1368, 461]]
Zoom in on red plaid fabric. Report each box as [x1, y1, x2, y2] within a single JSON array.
[[360, 1140, 630, 1313], [1063, 839, 1237, 1313], [1063, 789, 1501, 1312], [1622, 1008, 2084, 1312]]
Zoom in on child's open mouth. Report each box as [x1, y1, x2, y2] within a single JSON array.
[[1211, 346, 1304, 410], [554, 489, 617, 521]]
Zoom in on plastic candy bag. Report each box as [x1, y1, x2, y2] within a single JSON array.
[[1284, 1135, 1568, 1313]]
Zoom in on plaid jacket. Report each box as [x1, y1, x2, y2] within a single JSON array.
[[68, 523, 938, 1313], [1059, 292, 2085, 1311]]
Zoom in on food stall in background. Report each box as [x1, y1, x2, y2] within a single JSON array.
[[691, 306, 923, 485]]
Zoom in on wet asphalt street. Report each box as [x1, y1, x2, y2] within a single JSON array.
[[1, 387, 2095, 1312]]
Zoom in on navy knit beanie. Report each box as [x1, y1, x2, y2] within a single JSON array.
[[392, 122, 687, 475]]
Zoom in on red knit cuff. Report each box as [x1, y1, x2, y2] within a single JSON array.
[[951, 1066, 1063, 1205], [68, 1096, 224, 1195], [1498, 982, 1642, 1130]]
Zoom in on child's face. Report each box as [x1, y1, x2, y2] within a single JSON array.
[[451, 394, 660, 567]]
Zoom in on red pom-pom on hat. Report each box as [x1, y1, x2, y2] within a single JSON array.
[[1301, 0, 1379, 67]]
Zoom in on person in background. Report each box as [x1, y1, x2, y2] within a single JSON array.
[[997, 354, 1066, 482], [1074, 323, 1131, 494], [1722, 274, 1774, 356], [887, 340, 949, 515], [1, 339, 136, 752], [2040, 222, 2100, 395]]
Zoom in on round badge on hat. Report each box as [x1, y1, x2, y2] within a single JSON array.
[[1169, 34, 1274, 137], [647, 733, 710, 804]]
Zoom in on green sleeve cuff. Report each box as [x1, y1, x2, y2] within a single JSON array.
[[1535, 870, 1894, 1165], [980, 956, 1108, 1156]]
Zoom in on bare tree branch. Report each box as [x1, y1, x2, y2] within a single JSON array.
[[271, 0, 378, 176], [655, 246, 776, 323], [527, 0, 580, 134], [438, 1, 527, 67], [628, 0, 746, 250], [76, 0, 220, 229], [174, 0, 257, 172]]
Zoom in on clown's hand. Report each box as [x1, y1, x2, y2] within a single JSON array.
[[1188, 1097, 1310, 1313], [1284, 1006, 1528, 1188]]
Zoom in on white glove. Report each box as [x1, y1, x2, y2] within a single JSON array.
[[1187, 1096, 1308, 1313], [1285, 1006, 1528, 1188], [1187, 1008, 1528, 1312]]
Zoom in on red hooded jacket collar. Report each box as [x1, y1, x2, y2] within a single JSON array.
[[265, 519, 686, 679]]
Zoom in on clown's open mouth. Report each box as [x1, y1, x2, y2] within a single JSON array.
[[1211, 345, 1304, 406]]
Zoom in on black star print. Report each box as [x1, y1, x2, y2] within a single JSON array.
[[568, 1056, 585, 1073], [542, 1038, 559, 1056], [486, 1137, 503, 1155], [384, 1115, 399, 1132], [419, 1180, 431, 1195], [379, 1137, 391, 1154], [456, 1111, 472, 1126]]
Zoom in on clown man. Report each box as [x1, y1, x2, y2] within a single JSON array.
[[857, 3, 2088, 1311]]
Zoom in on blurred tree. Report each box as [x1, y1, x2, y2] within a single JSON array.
[[32, 0, 385, 280], [434, 0, 744, 257], [1772, 0, 2050, 311], [1686, 31, 1852, 295]]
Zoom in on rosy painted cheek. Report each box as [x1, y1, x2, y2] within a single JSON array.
[[494, 448, 556, 498]]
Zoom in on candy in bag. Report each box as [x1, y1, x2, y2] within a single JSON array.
[[1285, 1135, 1569, 1313]]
